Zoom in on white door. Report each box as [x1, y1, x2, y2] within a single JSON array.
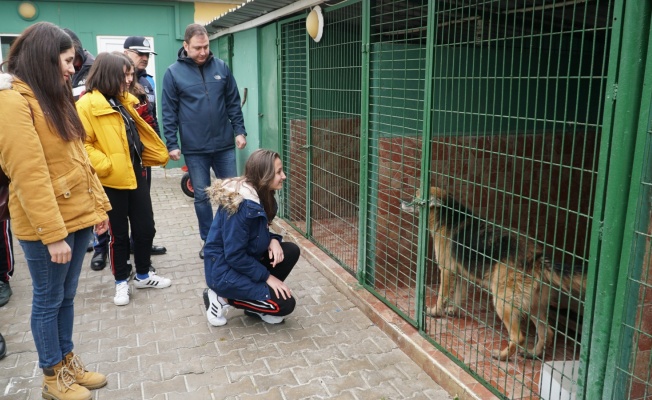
[[96, 35, 156, 83]]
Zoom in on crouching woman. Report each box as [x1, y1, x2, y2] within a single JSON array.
[[203, 149, 300, 326]]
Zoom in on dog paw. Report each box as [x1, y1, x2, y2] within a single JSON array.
[[444, 305, 459, 316], [427, 306, 445, 318], [520, 345, 543, 359], [491, 348, 510, 360]]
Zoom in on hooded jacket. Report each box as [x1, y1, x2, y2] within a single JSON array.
[[76, 90, 169, 190], [162, 48, 246, 155], [204, 179, 283, 301], [71, 50, 95, 100], [0, 73, 111, 244]]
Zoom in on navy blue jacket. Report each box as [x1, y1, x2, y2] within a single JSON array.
[[204, 179, 282, 301], [136, 69, 160, 136], [162, 48, 246, 154], [71, 50, 95, 100]]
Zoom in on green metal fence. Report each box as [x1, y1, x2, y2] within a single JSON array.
[[601, 3, 652, 399], [280, 2, 362, 275], [275, 0, 651, 398]]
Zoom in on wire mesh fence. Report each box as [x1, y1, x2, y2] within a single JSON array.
[[275, 1, 633, 399], [608, 79, 652, 400]]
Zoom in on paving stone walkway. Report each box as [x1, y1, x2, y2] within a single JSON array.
[[0, 167, 452, 400]]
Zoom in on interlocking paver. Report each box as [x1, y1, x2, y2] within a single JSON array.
[[0, 168, 452, 400]]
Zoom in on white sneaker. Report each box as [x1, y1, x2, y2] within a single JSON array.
[[114, 281, 130, 306], [203, 288, 230, 326], [133, 273, 171, 289], [245, 310, 285, 324]]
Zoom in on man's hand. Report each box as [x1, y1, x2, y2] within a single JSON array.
[[47, 240, 72, 264], [169, 149, 181, 161], [235, 134, 247, 149]]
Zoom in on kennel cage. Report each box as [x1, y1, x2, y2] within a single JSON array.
[[275, 0, 651, 398]]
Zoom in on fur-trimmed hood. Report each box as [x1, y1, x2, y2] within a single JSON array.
[[0, 73, 13, 91], [207, 178, 260, 215]]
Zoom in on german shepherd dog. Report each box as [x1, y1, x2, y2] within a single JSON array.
[[401, 187, 586, 360]]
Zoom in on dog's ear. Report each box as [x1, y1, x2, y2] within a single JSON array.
[[429, 187, 447, 207]]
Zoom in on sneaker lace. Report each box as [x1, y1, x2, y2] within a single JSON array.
[[55, 365, 77, 392], [116, 282, 129, 296]]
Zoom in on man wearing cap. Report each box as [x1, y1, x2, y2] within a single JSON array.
[[124, 36, 161, 137], [162, 24, 247, 260], [122, 36, 167, 257]]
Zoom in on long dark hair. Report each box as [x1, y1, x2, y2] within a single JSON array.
[[4, 22, 85, 141], [244, 149, 281, 222], [86, 52, 132, 97]]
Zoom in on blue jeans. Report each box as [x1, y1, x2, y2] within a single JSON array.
[[185, 149, 237, 240], [20, 227, 92, 368]]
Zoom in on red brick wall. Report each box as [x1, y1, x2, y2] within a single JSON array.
[[374, 132, 598, 289], [287, 118, 361, 219]]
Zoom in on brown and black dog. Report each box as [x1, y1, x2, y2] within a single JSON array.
[[402, 187, 585, 360]]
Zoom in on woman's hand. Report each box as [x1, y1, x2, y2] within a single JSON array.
[[266, 275, 292, 300], [268, 239, 284, 268], [94, 219, 109, 235], [47, 240, 72, 264]]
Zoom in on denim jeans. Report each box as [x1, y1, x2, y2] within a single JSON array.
[[20, 227, 92, 368], [185, 149, 237, 240]]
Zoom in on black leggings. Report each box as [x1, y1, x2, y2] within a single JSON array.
[[228, 242, 300, 317], [0, 220, 14, 283], [104, 164, 155, 281]]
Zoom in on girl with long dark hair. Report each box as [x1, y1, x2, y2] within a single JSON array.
[[0, 22, 111, 400], [76, 52, 171, 307], [203, 149, 300, 326]]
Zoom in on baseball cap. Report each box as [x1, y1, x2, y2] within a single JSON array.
[[123, 36, 157, 55]]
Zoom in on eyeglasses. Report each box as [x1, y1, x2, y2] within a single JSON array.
[[127, 50, 150, 57]]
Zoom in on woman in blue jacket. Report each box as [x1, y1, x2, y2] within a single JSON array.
[[203, 149, 299, 325]]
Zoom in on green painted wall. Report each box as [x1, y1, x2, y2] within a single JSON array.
[[0, 0, 194, 168], [231, 28, 261, 173], [258, 23, 280, 153]]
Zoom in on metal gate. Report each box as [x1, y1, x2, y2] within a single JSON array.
[[275, 1, 632, 399], [600, 3, 652, 399], [280, 2, 362, 275]]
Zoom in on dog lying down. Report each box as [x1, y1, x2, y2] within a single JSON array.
[[401, 187, 586, 360]]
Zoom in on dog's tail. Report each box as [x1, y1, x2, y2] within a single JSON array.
[[540, 258, 587, 305]]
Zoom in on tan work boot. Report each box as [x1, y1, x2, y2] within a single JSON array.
[[42, 360, 91, 400], [64, 352, 107, 390]]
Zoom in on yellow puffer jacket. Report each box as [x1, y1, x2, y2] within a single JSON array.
[[0, 74, 111, 244], [76, 90, 169, 189]]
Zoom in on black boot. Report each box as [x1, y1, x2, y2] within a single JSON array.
[[0, 332, 6, 360], [90, 252, 107, 271]]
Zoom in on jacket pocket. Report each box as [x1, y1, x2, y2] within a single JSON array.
[[51, 167, 85, 199], [51, 166, 91, 222]]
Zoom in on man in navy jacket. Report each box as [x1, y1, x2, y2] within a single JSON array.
[[162, 24, 247, 259]]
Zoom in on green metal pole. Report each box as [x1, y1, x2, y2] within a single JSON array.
[[356, 0, 370, 284], [602, 10, 652, 400], [579, 1, 650, 399], [305, 23, 312, 236], [414, 0, 436, 329], [276, 24, 286, 218]]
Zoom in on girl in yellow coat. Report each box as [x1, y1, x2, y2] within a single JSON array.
[[76, 52, 171, 306], [0, 22, 111, 400]]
